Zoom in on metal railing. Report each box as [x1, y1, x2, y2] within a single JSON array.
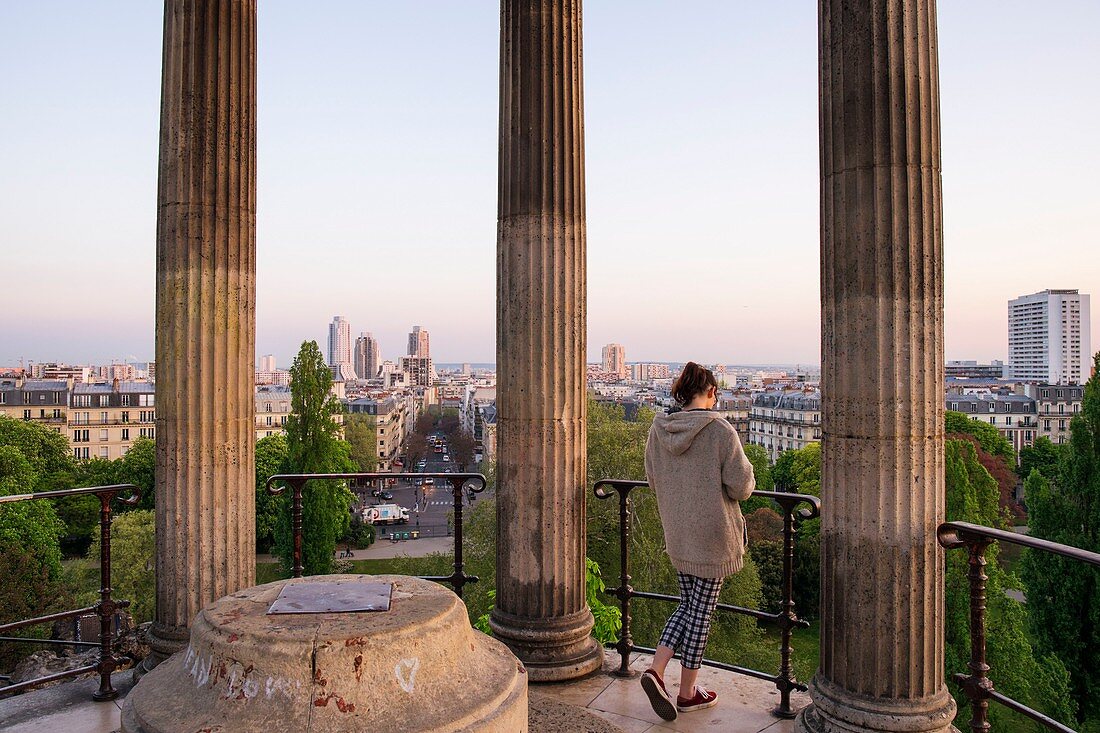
[[0, 484, 141, 700], [266, 472, 487, 597], [593, 479, 820, 719], [938, 521, 1100, 733]]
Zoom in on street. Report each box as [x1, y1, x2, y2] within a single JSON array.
[[352, 432, 493, 543]]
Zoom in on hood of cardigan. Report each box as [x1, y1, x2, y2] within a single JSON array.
[[651, 409, 727, 456]]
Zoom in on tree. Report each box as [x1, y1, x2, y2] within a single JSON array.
[[255, 434, 289, 553], [945, 410, 1015, 463], [1018, 436, 1063, 482], [343, 414, 379, 472], [113, 437, 156, 511], [0, 415, 73, 490], [82, 509, 156, 623], [944, 440, 1076, 730], [739, 443, 775, 515], [275, 341, 356, 576], [0, 445, 67, 668], [448, 431, 475, 470], [1020, 353, 1100, 724]]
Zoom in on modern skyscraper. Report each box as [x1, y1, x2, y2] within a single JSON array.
[[601, 343, 627, 377], [259, 354, 276, 373], [408, 325, 430, 358], [1007, 289, 1092, 384], [327, 316, 356, 381], [354, 332, 380, 380]]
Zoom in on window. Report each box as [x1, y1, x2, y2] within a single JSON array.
[[99, 395, 109, 407], [266, 416, 272, 426], [139, 394, 154, 407], [100, 447, 109, 459], [101, 411, 108, 423], [122, 428, 130, 441], [121, 411, 129, 423], [121, 395, 131, 407], [100, 429, 109, 441], [75, 395, 91, 407], [23, 409, 31, 420]]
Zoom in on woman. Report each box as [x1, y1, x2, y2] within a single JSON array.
[[639, 362, 756, 721]]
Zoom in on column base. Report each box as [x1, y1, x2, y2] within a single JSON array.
[[132, 621, 189, 682], [795, 674, 957, 733], [489, 606, 604, 682]]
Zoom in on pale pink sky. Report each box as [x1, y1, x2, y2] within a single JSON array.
[[1, 2, 1097, 367]]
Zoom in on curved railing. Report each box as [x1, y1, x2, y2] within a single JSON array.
[[593, 478, 820, 719], [266, 472, 487, 597], [0, 484, 142, 701], [938, 521, 1100, 733]]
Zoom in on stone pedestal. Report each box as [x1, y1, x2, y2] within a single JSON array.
[[144, 0, 257, 672], [122, 576, 528, 732], [490, 0, 602, 682], [797, 0, 955, 731]]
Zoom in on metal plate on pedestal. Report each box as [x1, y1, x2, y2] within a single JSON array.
[[267, 579, 393, 614]]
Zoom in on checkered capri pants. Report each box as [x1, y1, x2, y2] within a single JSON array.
[[657, 572, 723, 670]]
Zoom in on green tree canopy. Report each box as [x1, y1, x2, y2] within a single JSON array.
[[945, 410, 1015, 463], [255, 434, 289, 553], [946, 440, 1076, 730], [113, 437, 156, 511], [0, 415, 73, 490], [275, 341, 356, 575], [1020, 352, 1100, 724], [343, 414, 379, 473], [1017, 435, 1063, 482], [0, 445, 67, 666]]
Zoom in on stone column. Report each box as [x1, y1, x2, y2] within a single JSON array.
[[490, 0, 602, 682], [144, 0, 257, 671], [797, 0, 954, 730]]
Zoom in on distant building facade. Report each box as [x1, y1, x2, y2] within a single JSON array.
[[400, 356, 435, 388], [69, 381, 156, 460], [601, 343, 627, 378], [255, 385, 292, 441], [946, 360, 1005, 380], [631, 363, 671, 381], [1007, 289, 1091, 384], [947, 393, 1037, 455], [408, 326, 430, 358], [328, 316, 356, 380], [346, 395, 413, 470], [748, 391, 822, 462], [354, 333, 380, 381], [1019, 383, 1084, 446]]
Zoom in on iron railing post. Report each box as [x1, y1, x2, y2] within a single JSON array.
[[774, 494, 797, 718], [451, 476, 467, 599], [92, 489, 118, 700], [290, 479, 305, 578], [961, 534, 994, 732], [614, 483, 635, 677]]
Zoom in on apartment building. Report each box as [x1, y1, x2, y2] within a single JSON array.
[[715, 391, 752, 437], [748, 391, 822, 462], [0, 378, 70, 433], [1007, 289, 1091, 384], [601, 343, 627, 378], [947, 393, 1037, 455], [346, 394, 413, 470], [1019, 383, 1084, 446], [69, 381, 156, 460], [255, 385, 292, 441]]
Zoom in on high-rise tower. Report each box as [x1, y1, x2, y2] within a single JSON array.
[[1008, 289, 1092, 384], [408, 325, 430, 358]]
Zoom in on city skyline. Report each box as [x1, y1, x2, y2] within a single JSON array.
[[2, 2, 1098, 365]]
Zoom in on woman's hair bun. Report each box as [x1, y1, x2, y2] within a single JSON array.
[[671, 361, 718, 406]]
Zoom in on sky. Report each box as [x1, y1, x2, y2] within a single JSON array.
[[1, 1, 1097, 368]]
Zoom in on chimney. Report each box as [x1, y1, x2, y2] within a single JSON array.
[[113, 377, 120, 392]]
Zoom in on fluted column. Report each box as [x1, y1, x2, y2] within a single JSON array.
[[490, 0, 602, 682], [145, 0, 256, 671], [796, 1, 955, 731]]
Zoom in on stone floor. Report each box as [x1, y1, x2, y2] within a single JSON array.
[[0, 652, 807, 733], [532, 651, 809, 733]]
